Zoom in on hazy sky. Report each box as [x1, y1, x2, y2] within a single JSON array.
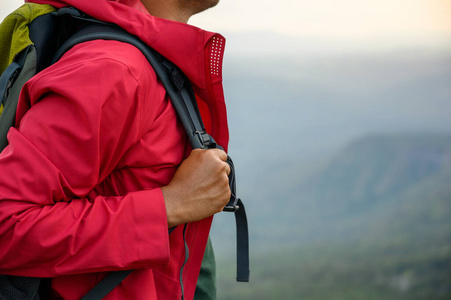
[[2, 0, 450, 39], [193, 0, 451, 39]]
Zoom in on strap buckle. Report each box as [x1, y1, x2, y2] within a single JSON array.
[[195, 130, 212, 149]]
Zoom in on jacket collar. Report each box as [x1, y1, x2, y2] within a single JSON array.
[[25, 0, 225, 95]]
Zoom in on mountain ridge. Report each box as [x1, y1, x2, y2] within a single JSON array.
[[212, 132, 451, 299]]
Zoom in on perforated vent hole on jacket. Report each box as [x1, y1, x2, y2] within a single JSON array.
[[209, 36, 224, 76]]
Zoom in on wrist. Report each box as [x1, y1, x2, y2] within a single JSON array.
[[161, 185, 183, 228]]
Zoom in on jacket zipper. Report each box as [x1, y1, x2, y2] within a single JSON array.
[[179, 224, 189, 300]]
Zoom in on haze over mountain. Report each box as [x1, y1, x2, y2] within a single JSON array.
[[223, 36, 451, 165], [209, 34, 451, 299]]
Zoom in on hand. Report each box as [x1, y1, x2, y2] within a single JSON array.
[[161, 149, 231, 228]]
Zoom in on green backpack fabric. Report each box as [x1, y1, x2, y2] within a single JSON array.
[[0, 4, 56, 149], [194, 238, 217, 300], [0, 3, 56, 73]]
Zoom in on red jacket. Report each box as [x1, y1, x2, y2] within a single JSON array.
[[0, 0, 229, 299]]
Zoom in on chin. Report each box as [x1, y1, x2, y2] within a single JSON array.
[[192, 0, 220, 15]]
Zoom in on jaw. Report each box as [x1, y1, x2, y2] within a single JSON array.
[[140, 0, 220, 23], [179, 0, 220, 21]]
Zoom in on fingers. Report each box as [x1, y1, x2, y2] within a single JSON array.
[[224, 160, 231, 176], [210, 148, 231, 175], [191, 148, 231, 175], [210, 148, 228, 162]]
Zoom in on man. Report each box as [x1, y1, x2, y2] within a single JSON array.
[[0, 0, 231, 299]]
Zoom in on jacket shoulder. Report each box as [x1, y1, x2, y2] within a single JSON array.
[[59, 39, 156, 83]]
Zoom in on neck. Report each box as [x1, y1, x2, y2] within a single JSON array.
[[140, 0, 191, 23]]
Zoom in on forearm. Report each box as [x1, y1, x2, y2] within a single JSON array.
[[0, 188, 169, 277], [0, 112, 171, 277]]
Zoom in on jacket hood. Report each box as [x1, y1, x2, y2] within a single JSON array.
[[25, 0, 225, 101]]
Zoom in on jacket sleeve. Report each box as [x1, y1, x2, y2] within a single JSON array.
[[0, 43, 170, 277]]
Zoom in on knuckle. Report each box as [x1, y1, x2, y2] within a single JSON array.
[[226, 189, 232, 200], [200, 149, 210, 160], [223, 182, 231, 198], [222, 173, 230, 186], [213, 148, 227, 160], [221, 162, 229, 173]]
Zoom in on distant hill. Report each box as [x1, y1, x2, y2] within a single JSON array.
[[213, 133, 451, 246], [235, 133, 451, 247], [290, 133, 451, 242], [298, 133, 451, 214], [212, 133, 451, 300], [304, 133, 451, 202]]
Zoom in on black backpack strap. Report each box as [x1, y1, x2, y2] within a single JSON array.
[[80, 270, 132, 300], [0, 52, 26, 107], [144, 49, 250, 282], [235, 199, 249, 282], [154, 45, 250, 283], [0, 275, 41, 300], [0, 46, 34, 151]]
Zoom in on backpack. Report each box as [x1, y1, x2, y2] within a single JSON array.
[[0, 4, 249, 300]]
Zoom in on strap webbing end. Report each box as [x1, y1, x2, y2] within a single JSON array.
[[236, 273, 250, 282]]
